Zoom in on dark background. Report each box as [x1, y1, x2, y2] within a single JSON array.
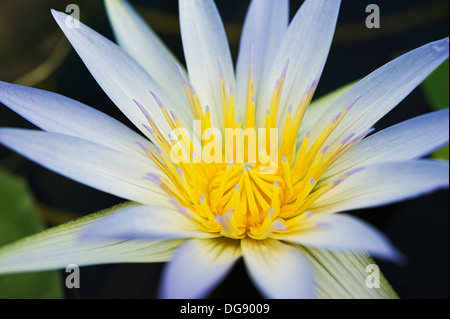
[[0, 0, 448, 298]]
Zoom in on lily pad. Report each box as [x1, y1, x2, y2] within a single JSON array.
[[421, 59, 449, 111], [421, 59, 449, 161], [0, 168, 63, 299]]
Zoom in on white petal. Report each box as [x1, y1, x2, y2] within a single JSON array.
[[256, 0, 341, 128], [241, 238, 315, 299], [274, 214, 403, 262], [0, 203, 182, 275], [310, 37, 450, 148], [51, 10, 192, 141], [104, 0, 189, 110], [82, 205, 216, 241], [179, 0, 235, 130], [0, 129, 171, 207], [311, 160, 449, 214], [0, 81, 152, 159], [322, 108, 450, 181], [235, 0, 288, 121], [159, 238, 241, 299]]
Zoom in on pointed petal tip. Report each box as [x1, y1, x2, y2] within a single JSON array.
[[51, 9, 75, 33], [343, 166, 365, 177], [432, 37, 450, 55], [149, 90, 164, 109], [50, 8, 66, 23], [345, 94, 362, 111], [217, 59, 224, 78], [175, 63, 188, 83], [388, 248, 408, 266], [135, 140, 150, 153], [366, 240, 407, 266], [281, 58, 290, 77]]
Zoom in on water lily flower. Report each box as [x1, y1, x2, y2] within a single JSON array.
[[0, 0, 448, 299]]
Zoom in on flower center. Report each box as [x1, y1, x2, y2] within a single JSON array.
[[136, 57, 366, 240]]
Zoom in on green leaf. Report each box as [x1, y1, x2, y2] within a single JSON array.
[[421, 59, 449, 111], [420, 59, 449, 160], [301, 247, 398, 299], [0, 201, 182, 276], [0, 168, 63, 298], [432, 144, 449, 161]]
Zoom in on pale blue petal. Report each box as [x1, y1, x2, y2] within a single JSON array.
[[256, 0, 341, 128], [82, 205, 216, 241], [274, 214, 404, 263], [311, 160, 449, 214], [179, 0, 235, 130], [310, 37, 450, 148], [51, 10, 192, 142], [235, 0, 288, 121], [160, 238, 241, 299], [105, 0, 189, 110], [241, 238, 315, 299], [0, 81, 151, 159], [0, 129, 170, 207], [322, 108, 450, 181]]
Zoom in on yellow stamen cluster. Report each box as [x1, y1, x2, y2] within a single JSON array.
[[138, 59, 363, 240]]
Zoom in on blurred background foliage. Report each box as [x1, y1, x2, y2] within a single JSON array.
[[0, 168, 63, 298], [0, 0, 448, 298]]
